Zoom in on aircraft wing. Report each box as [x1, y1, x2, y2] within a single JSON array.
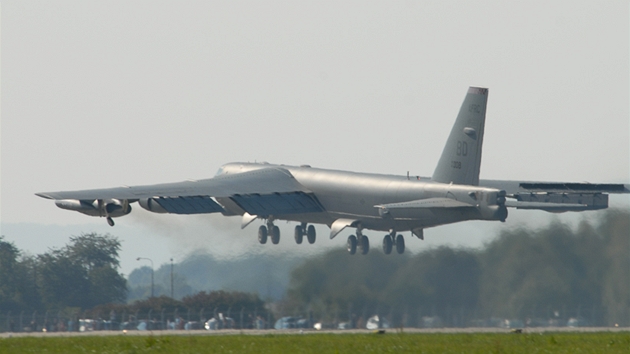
[[36, 167, 325, 216], [479, 179, 630, 212]]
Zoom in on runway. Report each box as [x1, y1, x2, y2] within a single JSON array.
[[1, 327, 628, 338]]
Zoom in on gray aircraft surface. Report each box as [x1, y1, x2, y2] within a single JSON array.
[[37, 87, 629, 255]]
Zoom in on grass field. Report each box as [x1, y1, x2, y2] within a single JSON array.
[[1, 332, 629, 353]]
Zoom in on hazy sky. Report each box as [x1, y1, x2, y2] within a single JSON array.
[[2, 1, 628, 275]]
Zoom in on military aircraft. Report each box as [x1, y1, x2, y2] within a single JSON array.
[[37, 87, 629, 255]]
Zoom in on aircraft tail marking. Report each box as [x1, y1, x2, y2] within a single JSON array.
[[432, 87, 488, 186]]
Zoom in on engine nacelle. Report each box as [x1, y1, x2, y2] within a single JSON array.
[[138, 198, 168, 214], [55, 199, 98, 214], [104, 199, 133, 217], [54, 199, 132, 217]]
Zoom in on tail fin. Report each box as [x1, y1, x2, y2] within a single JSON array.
[[432, 87, 488, 186]]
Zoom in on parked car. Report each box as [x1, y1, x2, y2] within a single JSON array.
[[274, 316, 299, 329], [421, 316, 443, 328], [366, 315, 390, 330], [567, 317, 589, 327], [205, 313, 235, 330]]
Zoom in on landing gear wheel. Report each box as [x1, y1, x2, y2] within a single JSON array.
[[382, 235, 392, 254], [271, 225, 281, 244], [294, 225, 304, 244], [306, 225, 316, 244], [347, 235, 357, 255], [359, 235, 370, 255], [106, 217, 115, 227], [395, 234, 405, 254], [258, 225, 268, 244]]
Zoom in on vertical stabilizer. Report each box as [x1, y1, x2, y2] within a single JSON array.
[[432, 87, 488, 186]]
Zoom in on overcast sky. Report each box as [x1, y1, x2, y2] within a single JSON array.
[[2, 1, 628, 275]]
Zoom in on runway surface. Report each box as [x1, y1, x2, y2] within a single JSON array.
[[1, 327, 628, 338]]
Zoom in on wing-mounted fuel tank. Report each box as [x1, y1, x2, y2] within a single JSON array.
[[54, 198, 132, 226]]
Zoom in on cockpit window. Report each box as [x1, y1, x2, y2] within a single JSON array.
[[215, 167, 225, 176]]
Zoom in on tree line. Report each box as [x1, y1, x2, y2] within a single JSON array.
[[0, 232, 268, 311], [284, 210, 629, 327], [2, 210, 627, 328], [0, 233, 127, 312], [91, 291, 268, 323]]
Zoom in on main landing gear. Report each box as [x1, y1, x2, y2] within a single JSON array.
[[294, 223, 316, 245], [382, 232, 405, 255], [106, 217, 115, 227], [258, 221, 317, 245], [347, 228, 369, 255], [346, 228, 406, 255], [258, 221, 280, 245]]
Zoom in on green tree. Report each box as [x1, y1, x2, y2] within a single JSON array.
[[37, 250, 90, 308], [0, 236, 20, 310], [129, 295, 184, 313], [384, 247, 480, 316], [65, 233, 121, 270], [478, 222, 600, 319], [37, 233, 127, 309], [182, 290, 266, 313], [286, 249, 407, 321], [598, 210, 630, 326], [1, 237, 25, 311]]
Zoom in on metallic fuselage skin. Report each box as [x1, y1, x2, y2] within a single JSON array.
[[219, 162, 507, 233]]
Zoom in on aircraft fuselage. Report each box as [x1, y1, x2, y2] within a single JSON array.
[[218, 162, 507, 233]]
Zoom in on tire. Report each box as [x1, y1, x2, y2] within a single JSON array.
[[347, 235, 357, 255], [382, 235, 392, 254], [294, 225, 303, 244], [395, 234, 405, 254], [360, 235, 370, 255], [258, 225, 268, 244], [307, 225, 316, 244], [271, 225, 281, 244]]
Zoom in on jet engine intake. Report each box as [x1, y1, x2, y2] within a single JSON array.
[[104, 199, 132, 217]]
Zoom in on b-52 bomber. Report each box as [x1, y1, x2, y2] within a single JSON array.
[[37, 87, 629, 255]]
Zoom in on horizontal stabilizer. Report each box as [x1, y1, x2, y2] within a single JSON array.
[[479, 179, 630, 195], [376, 198, 474, 210], [519, 183, 629, 194]]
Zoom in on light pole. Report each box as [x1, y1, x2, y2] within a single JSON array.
[[136, 257, 154, 298], [170, 258, 174, 299]]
